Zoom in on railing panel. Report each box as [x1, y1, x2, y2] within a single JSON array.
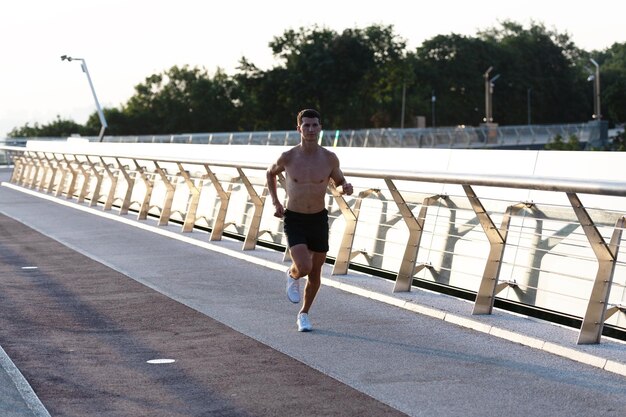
[[3, 142, 626, 343]]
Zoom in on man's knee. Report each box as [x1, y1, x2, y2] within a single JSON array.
[[289, 244, 313, 277], [293, 259, 312, 277]]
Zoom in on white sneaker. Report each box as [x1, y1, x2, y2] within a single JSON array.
[[297, 313, 312, 332], [286, 269, 300, 303]]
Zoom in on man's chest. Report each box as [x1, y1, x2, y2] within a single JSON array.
[[285, 158, 332, 185]]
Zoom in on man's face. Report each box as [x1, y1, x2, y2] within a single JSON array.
[[297, 117, 322, 141]]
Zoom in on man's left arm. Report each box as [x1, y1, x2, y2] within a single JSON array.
[[330, 156, 353, 196]]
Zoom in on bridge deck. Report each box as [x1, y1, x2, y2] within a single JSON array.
[[1, 168, 625, 417]]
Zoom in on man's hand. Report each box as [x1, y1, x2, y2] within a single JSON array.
[[273, 201, 285, 218], [340, 182, 354, 196]]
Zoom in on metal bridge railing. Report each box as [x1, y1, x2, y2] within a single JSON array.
[[1, 122, 601, 153], [2, 143, 626, 345], [96, 123, 595, 148]]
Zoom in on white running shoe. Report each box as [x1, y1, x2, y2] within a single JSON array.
[[286, 269, 300, 303], [297, 313, 312, 332]]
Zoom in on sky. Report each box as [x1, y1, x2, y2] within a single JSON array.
[[1, 0, 624, 137]]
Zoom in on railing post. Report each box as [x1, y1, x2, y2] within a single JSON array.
[[203, 164, 231, 241], [62, 155, 78, 199], [99, 157, 119, 211], [133, 160, 154, 220], [177, 162, 201, 233], [38, 153, 53, 191], [237, 167, 266, 250], [9, 152, 25, 184], [464, 185, 528, 314], [330, 187, 385, 273], [567, 193, 624, 344], [386, 177, 441, 292], [153, 161, 175, 226], [35, 152, 49, 189], [116, 158, 134, 215], [43, 154, 60, 194], [19, 153, 35, 186], [85, 156, 103, 207], [74, 155, 91, 204], [28, 152, 44, 189], [52, 154, 69, 197], [329, 183, 358, 275]]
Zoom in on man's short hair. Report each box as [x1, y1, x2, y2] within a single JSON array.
[[297, 109, 321, 126]]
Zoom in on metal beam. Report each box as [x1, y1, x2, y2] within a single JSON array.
[[236, 167, 266, 250], [133, 160, 154, 220], [203, 164, 231, 241], [153, 161, 175, 226], [386, 178, 441, 292], [74, 156, 91, 204], [115, 158, 134, 215], [329, 183, 359, 275], [99, 157, 118, 211], [177, 163, 201, 233], [568, 193, 623, 344], [464, 185, 528, 315]]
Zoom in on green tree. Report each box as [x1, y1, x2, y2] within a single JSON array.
[[8, 22, 626, 136], [8, 116, 90, 137], [478, 21, 587, 124], [236, 24, 408, 129], [120, 65, 241, 134], [610, 129, 626, 151], [411, 22, 588, 127], [412, 33, 498, 126], [544, 133, 581, 150]]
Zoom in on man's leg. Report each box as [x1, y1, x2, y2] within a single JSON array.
[[285, 243, 310, 303], [300, 251, 326, 314], [288, 243, 312, 278]]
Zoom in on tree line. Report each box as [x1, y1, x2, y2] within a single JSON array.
[[9, 21, 626, 138]]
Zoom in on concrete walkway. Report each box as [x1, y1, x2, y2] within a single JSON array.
[[1, 170, 626, 417]]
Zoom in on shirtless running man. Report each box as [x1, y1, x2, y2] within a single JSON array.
[[266, 109, 353, 332]]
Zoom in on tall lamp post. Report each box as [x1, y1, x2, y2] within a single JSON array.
[[588, 58, 601, 120], [431, 90, 436, 128], [527, 87, 532, 125], [400, 80, 406, 129], [61, 55, 108, 142], [483, 66, 492, 123], [483, 66, 500, 123]]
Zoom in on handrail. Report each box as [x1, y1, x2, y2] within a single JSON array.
[[347, 168, 626, 197], [2, 144, 625, 345], [4, 145, 626, 197]]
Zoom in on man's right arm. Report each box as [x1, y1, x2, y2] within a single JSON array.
[[266, 155, 286, 218]]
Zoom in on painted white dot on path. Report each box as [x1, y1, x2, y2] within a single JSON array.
[[21, 266, 38, 270], [147, 358, 176, 364]]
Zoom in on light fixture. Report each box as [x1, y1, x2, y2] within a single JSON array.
[[61, 55, 108, 141]]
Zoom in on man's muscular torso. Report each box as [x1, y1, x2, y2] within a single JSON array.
[[283, 146, 338, 214]]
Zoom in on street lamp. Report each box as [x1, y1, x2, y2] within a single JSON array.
[[400, 80, 406, 129], [527, 87, 532, 125], [431, 90, 436, 128], [60, 55, 108, 141], [483, 67, 500, 123], [588, 58, 601, 120]]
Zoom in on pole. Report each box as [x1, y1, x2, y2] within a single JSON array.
[[79, 60, 108, 141], [483, 67, 493, 123], [400, 81, 406, 129], [431, 90, 436, 128], [590, 59, 601, 119], [527, 88, 532, 125], [61, 55, 108, 142]]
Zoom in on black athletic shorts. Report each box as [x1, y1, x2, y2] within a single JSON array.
[[283, 209, 329, 253]]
